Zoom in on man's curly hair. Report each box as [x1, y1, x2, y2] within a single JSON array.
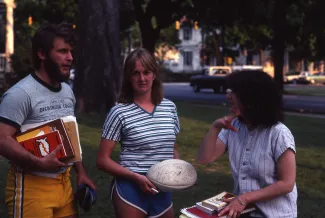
[[32, 22, 76, 70]]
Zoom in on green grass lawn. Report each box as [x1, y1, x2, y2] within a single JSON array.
[[1, 102, 325, 217], [285, 85, 325, 97]]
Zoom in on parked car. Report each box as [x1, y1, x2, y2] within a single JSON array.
[[302, 72, 325, 84], [190, 66, 264, 93], [201, 66, 232, 76], [189, 66, 230, 93], [283, 71, 302, 84]]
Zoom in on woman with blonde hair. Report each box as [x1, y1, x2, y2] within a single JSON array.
[[96, 48, 180, 218]]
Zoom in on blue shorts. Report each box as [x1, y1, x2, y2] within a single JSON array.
[[110, 177, 173, 217]]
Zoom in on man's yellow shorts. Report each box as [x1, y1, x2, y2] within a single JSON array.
[[5, 166, 77, 218]]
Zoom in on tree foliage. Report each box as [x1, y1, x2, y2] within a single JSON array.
[[11, 0, 78, 78], [132, 0, 183, 53], [10, 0, 325, 113]]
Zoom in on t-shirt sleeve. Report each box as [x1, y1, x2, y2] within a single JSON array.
[[218, 128, 229, 148], [274, 127, 296, 161], [101, 107, 123, 141], [171, 103, 180, 135], [0, 88, 31, 128]]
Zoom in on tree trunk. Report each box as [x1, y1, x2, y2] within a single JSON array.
[[260, 49, 265, 66], [295, 60, 302, 72], [75, 0, 121, 113], [212, 30, 222, 66], [139, 21, 160, 53], [308, 62, 314, 73], [272, 0, 287, 121], [133, 0, 160, 53]]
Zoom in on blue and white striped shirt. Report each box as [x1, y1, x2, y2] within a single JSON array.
[[219, 118, 297, 218], [102, 98, 180, 174]]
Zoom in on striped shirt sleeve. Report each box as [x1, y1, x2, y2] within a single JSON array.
[[101, 107, 123, 141], [274, 127, 296, 161]]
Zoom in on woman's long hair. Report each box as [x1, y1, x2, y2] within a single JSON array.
[[118, 48, 163, 105]]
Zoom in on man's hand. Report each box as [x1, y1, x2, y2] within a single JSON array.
[[76, 171, 96, 190], [74, 162, 96, 190], [38, 145, 68, 171]]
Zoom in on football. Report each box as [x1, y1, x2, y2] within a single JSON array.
[[146, 159, 197, 192]]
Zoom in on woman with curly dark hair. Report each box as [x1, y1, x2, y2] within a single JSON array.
[[197, 70, 297, 218]]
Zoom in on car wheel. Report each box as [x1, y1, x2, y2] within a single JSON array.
[[219, 85, 224, 93], [292, 80, 297, 84], [193, 84, 200, 92]]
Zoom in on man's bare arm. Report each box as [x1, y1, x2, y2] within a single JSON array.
[[0, 122, 67, 171]]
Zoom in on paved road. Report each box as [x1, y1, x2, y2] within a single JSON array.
[[164, 83, 325, 114]]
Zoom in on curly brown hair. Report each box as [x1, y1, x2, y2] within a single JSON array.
[[227, 70, 282, 127], [118, 48, 163, 105], [32, 22, 76, 70]]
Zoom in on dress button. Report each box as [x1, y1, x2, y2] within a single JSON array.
[[246, 148, 250, 151], [242, 177, 246, 180], [242, 162, 246, 166]]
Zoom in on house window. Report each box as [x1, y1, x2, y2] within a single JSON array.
[[183, 28, 192, 40], [183, 51, 193, 66]]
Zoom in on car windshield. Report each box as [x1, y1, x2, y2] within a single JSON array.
[[212, 69, 229, 75], [301, 72, 311, 76]]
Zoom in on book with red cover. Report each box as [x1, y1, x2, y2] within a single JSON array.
[[15, 119, 75, 161], [201, 191, 235, 211], [19, 130, 69, 160], [180, 191, 256, 218], [181, 205, 255, 218], [184, 206, 218, 218]]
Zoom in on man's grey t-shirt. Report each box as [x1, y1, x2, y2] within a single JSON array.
[[0, 73, 75, 127], [0, 73, 76, 177]]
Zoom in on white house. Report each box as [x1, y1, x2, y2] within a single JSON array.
[[0, 0, 14, 90], [164, 26, 203, 73], [0, 0, 14, 71], [163, 25, 270, 74]]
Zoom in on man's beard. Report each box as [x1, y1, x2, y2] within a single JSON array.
[[44, 58, 70, 82]]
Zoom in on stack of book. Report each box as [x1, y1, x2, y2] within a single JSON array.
[[180, 192, 256, 218], [15, 116, 82, 163]]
